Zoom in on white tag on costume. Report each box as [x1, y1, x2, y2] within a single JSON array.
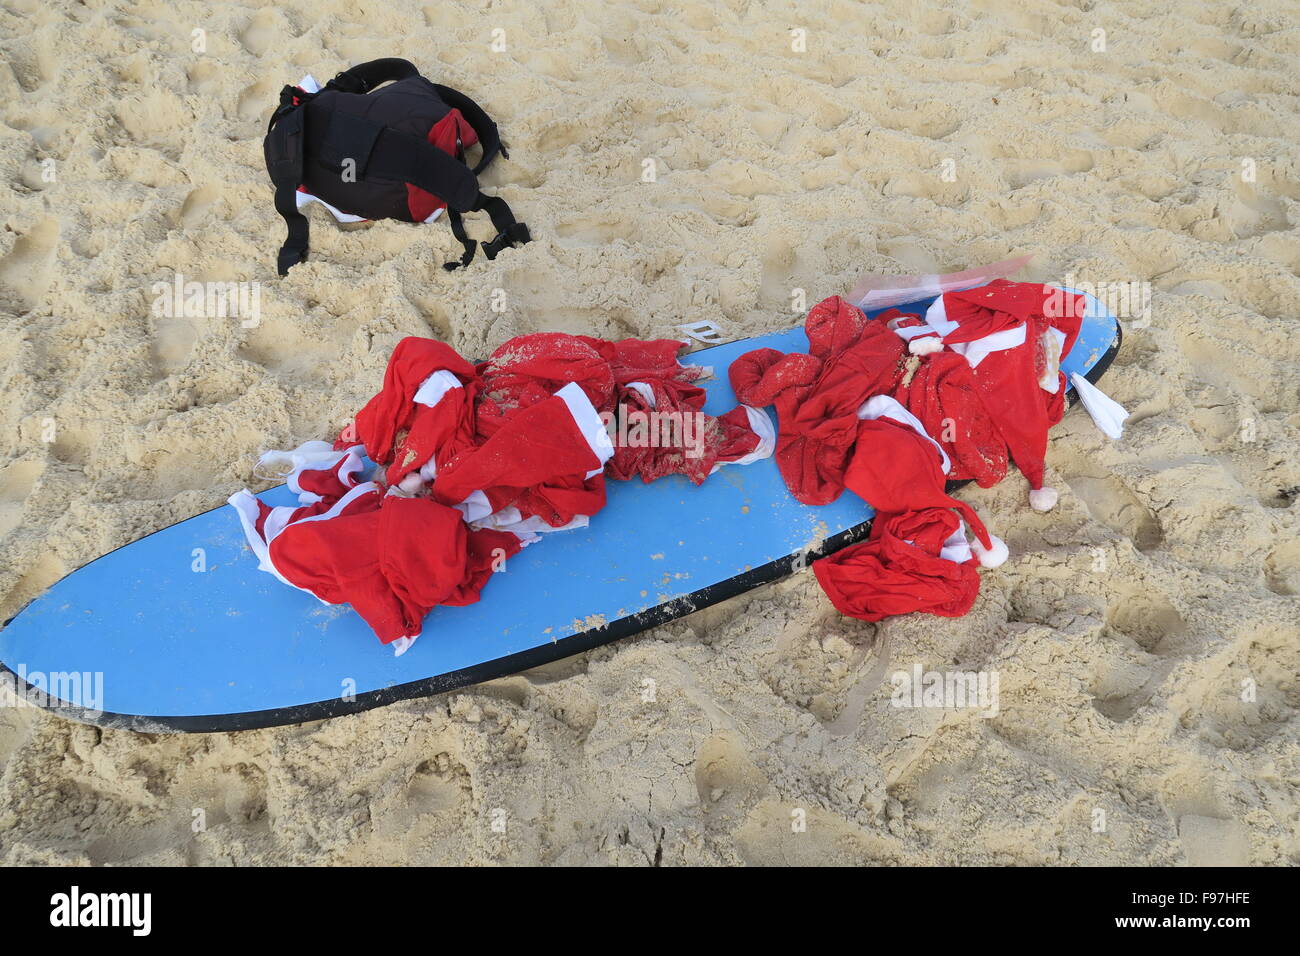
[[1070, 373, 1129, 440]]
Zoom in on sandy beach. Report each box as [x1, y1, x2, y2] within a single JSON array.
[[0, 0, 1296, 865]]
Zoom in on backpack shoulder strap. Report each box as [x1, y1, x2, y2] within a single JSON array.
[[432, 84, 508, 175], [444, 193, 530, 271], [325, 57, 420, 94], [265, 86, 312, 275]]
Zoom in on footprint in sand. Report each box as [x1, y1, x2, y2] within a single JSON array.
[[185, 59, 223, 97], [554, 216, 636, 245], [0, 218, 58, 313], [1177, 815, 1251, 866], [405, 759, 467, 815], [178, 186, 220, 229], [1065, 474, 1164, 551], [0, 458, 43, 541], [236, 79, 278, 122], [238, 9, 287, 58], [693, 731, 768, 815], [1089, 590, 1187, 722], [150, 316, 200, 376], [1263, 537, 1300, 595]]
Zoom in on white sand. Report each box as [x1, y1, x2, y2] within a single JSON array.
[[0, 0, 1297, 865]]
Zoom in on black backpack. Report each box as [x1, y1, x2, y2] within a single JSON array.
[[264, 58, 530, 275]]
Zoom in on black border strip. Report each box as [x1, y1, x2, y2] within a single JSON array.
[[1, 320, 1122, 733]]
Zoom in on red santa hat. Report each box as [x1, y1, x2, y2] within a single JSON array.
[[845, 397, 1007, 566]]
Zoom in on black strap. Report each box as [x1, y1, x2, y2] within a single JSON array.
[[266, 87, 311, 275], [443, 193, 530, 270], [475, 194, 530, 260], [325, 58, 419, 94], [432, 84, 507, 174], [442, 210, 477, 271]]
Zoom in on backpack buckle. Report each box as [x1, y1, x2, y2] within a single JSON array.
[[328, 70, 369, 94], [481, 223, 531, 260]]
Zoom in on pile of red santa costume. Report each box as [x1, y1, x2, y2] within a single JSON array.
[[229, 332, 775, 655], [228, 280, 1127, 652], [730, 279, 1126, 623]]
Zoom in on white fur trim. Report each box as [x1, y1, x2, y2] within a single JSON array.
[[908, 336, 945, 356], [472, 507, 589, 535], [1029, 486, 1059, 512], [710, 405, 777, 473], [255, 440, 346, 481], [922, 295, 959, 337], [939, 520, 974, 564], [951, 324, 1027, 369], [892, 324, 941, 342], [413, 369, 464, 408], [971, 534, 1009, 568], [624, 381, 656, 408], [554, 381, 614, 478], [453, 489, 495, 523], [227, 486, 375, 602], [736, 405, 776, 464], [856, 395, 952, 474]]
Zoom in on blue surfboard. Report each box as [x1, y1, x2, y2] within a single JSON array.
[[0, 292, 1121, 732]]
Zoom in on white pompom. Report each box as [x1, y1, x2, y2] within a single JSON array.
[[908, 336, 944, 356], [398, 473, 425, 495], [971, 534, 1009, 568], [1029, 486, 1059, 512]]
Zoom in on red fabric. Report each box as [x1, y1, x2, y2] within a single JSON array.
[[944, 279, 1085, 356], [268, 494, 520, 645], [480, 333, 616, 414], [406, 108, 479, 222], [605, 373, 759, 485], [939, 279, 1044, 344], [844, 417, 993, 550], [432, 393, 605, 528], [947, 282, 1083, 491], [729, 296, 906, 505], [893, 349, 1007, 487], [733, 282, 1095, 625], [970, 335, 1054, 491], [894, 281, 1087, 491], [813, 508, 980, 622], [238, 329, 770, 647], [241, 450, 521, 645], [478, 332, 758, 486], [354, 337, 479, 488]]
